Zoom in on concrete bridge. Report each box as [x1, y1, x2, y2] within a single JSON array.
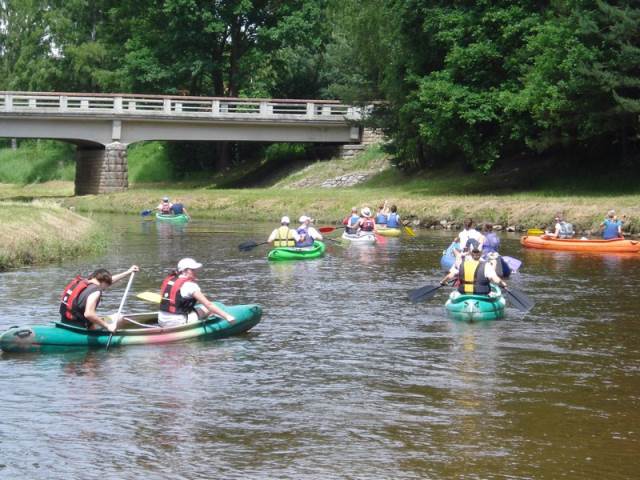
[[0, 91, 365, 194]]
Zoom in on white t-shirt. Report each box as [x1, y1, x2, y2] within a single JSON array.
[[158, 279, 201, 327]]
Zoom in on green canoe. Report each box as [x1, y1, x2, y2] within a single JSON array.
[[267, 241, 326, 261], [0, 303, 261, 353], [156, 212, 189, 223], [445, 285, 506, 322]]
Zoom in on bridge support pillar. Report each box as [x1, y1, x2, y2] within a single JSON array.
[[75, 142, 128, 195]]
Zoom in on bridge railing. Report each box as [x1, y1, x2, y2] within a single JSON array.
[[0, 92, 360, 120]]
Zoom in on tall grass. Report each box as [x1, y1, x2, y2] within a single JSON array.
[[0, 201, 106, 270], [128, 142, 174, 183], [0, 140, 75, 183]]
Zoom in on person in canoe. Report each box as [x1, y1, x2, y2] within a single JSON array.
[[59, 265, 139, 332], [440, 245, 508, 294], [158, 258, 235, 328], [480, 223, 510, 278], [386, 205, 401, 229], [354, 207, 376, 234], [343, 207, 361, 234], [600, 210, 624, 240], [296, 215, 323, 247], [375, 201, 389, 226], [459, 218, 484, 253], [156, 196, 173, 214], [170, 198, 190, 219], [268, 216, 299, 247], [546, 214, 575, 239]]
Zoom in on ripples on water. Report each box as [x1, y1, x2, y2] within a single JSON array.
[[1, 218, 639, 479]]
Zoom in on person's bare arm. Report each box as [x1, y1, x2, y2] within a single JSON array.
[[193, 290, 235, 323]]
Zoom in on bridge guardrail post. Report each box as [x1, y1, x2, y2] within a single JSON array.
[[212, 100, 220, 115], [163, 98, 171, 114], [306, 102, 315, 118], [4, 94, 12, 112], [60, 96, 68, 112], [115, 97, 123, 113], [259, 101, 268, 117]]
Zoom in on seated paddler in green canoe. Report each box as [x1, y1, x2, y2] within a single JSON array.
[[60, 264, 139, 332], [439, 244, 508, 321], [158, 257, 236, 328], [267, 216, 299, 247]]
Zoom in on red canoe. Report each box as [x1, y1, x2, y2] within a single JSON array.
[[521, 235, 640, 253]]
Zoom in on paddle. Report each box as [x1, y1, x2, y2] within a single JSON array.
[[238, 240, 270, 251], [137, 291, 162, 303], [503, 287, 534, 312], [319, 225, 345, 234], [106, 271, 135, 351], [502, 255, 522, 272], [403, 223, 416, 237], [408, 283, 447, 304], [141, 209, 153, 216], [527, 228, 544, 235]]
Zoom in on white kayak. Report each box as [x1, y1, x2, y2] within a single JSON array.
[[341, 232, 377, 245]]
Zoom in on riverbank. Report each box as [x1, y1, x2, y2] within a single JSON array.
[[0, 200, 106, 270], [1, 181, 638, 235]]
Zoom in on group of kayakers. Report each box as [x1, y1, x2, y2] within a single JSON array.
[[60, 259, 235, 333], [267, 215, 324, 248], [545, 210, 624, 240], [342, 202, 402, 235]]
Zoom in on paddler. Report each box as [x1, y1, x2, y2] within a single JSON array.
[[343, 207, 360, 234], [59, 265, 139, 332], [375, 201, 389, 226], [385, 205, 401, 229], [268, 216, 299, 247], [354, 207, 376, 234], [459, 218, 485, 253], [600, 210, 624, 240], [156, 196, 173, 214], [440, 245, 507, 295], [158, 258, 235, 328], [295, 215, 323, 247]]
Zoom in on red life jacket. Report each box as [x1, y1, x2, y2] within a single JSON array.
[[160, 203, 172, 214], [361, 218, 375, 232], [59, 276, 100, 326], [159, 273, 197, 314]]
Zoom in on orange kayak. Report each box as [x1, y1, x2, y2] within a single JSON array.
[[521, 235, 640, 253]]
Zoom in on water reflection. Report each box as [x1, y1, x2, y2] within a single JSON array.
[[1, 219, 639, 479]]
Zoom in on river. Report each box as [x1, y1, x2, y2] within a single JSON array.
[[1, 216, 638, 479]]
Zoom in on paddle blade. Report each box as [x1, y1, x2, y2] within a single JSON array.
[[137, 291, 162, 303], [319, 226, 337, 233], [141, 210, 152, 216], [502, 256, 522, 272], [404, 225, 416, 237], [504, 288, 534, 312], [238, 240, 259, 251], [408, 284, 443, 303]]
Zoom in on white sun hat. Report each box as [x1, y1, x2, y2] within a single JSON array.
[[177, 258, 202, 272], [281, 216, 290, 224], [362, 207, 372, 217], [299, 215, 310, 223]]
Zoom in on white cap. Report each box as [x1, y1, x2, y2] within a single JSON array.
[[299, 215, 310, 223], [281, 216, 290, 224], [162, 196, 169, 202], [362, 207, 371, 217], [177, 257, 202, 272]]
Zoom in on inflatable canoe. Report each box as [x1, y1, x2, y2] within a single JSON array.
[[156, 213, 189, 223], [341, 232, 376, 244], [267, 241, 326, 261], [0, 303, 261, 353], [445, 285, 506, 322], [376, 227, 402, 237], [521, 235, 640, 253]]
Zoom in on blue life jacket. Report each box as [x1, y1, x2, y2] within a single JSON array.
[[386, 212, 400, 228], [482, 232, 500, 254], [296, 226, 314, 247], [602, 219, 622, 240], [171, 203, 184, 214], [375, 213, 387, 225], [346, 214, 360, 234]]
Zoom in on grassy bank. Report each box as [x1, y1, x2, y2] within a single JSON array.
[[0, 145, 639, 235], [0, 201, 106, 270]]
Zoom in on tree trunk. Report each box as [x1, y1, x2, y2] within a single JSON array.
[[11, 138, 17, 150]]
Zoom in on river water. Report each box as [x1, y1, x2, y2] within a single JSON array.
[[0, 216, 638, 479]]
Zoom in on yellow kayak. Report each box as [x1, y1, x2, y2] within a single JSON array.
[[376, 228, 402, 237]]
